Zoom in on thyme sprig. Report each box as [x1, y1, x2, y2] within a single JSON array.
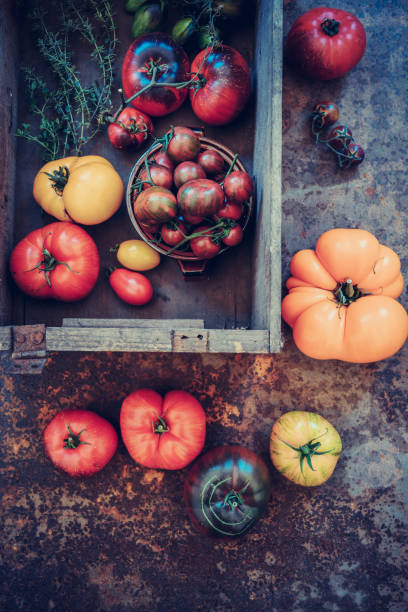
[[16, 0, 117, 160]]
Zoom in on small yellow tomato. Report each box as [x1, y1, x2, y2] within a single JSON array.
[[33, 155, 124, 225], [270, 411, 342, 486], [116, 240, 160, 271]]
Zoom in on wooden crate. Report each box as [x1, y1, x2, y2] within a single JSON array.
[[0, 0, 282, 365]]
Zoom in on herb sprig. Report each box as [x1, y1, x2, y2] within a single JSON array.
[[16, 0, 117, 161]]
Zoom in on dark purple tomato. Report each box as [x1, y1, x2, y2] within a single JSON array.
[[190, 45, 251, 125], [178, 179, 225, 217], [327, 125, 353, 152], [197, 149, 225, 175], [184, 445, 271, 537], [223, 171, 254, 204], [174, 162, 206, 188], [133, 186, 178, 226], [108, 108, 153, 151], [138, 164, 173, 190], [311, 101, 340, 131], [343, 142, 365, 165], [167, 126, 201, 162], [121, 33, 190, 117]]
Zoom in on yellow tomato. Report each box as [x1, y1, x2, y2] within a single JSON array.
[[116, 240, 160, 271], [270, 411, 342, 486], [33, 155, 124, 225]]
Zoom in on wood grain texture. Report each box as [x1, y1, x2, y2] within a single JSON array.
[[252, 0, 283, 351], [62, 318, 205, 328], [0, 2, 18, 326]]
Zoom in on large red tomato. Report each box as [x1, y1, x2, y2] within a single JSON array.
[[121, 33, 190, 117], [9, 222, 99, 302], [120, 389, 206, 470], [189, 45, 251, 125], [281, 229, 408, 363], [43, 410, 118, 477], [285, 7, 366, 80]]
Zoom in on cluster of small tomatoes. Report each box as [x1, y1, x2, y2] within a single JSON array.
[[131, 126, 254, 259]]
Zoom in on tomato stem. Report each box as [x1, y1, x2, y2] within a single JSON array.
[[27, 241, 78, 289], [63, 424, 91, 449], [220, 153, 239, 185], [334, 279, 370, 305], [320, 18, 341, 36], [152, 415, 169, 435], [43, 165, 70, 195], [279, 429, 333, 475]]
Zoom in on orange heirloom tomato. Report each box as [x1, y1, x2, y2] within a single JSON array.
[[33, 155, 124, 225], [270, 411, 342, 487], [281, 228, 408, 363]]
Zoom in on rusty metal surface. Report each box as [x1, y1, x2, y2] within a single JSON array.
[[1, 1, 408, 611]]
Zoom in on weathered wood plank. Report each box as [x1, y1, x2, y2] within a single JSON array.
[[0, 2, 18, 326], [0, 326, 12, 350], [252, 0, 282, 352], [208, 329, 269, 353], [46, 327, 172, 352], [63, 318, 205, 328], [172, 330, 209, 352]]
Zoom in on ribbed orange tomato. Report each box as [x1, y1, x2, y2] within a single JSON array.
[[282, 229, 408, 363]]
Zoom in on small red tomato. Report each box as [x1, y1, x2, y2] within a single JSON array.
[[152, 151, 175, 171], [108, 108, 153, 150], [109, 268, 153, 305], [161, 220, 188, 246], [327, 125, 353, 152], [138, 163, 173, 190], [174, 161, 206, 188], [43, 409, 118, 477], [182, 212, 205, 226], [167, 126, 201, 162], [222, 223, 244, 246], [190, 226, 221, 259], [197, 149, 225, 175], [223, 171, 254, 204], [214, 200, 243, 221]]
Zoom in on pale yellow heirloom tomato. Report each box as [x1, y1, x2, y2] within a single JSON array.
[[270, 411, 342, 486], [33, 155, 124, 225], [116, 240, 160, 271]]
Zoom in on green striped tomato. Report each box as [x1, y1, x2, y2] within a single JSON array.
[[177, 179, 224, 217], [133, 186, 178, 226], [270, 411, 342, 486]]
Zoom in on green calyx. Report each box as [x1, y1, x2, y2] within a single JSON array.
[[334, 279, 369, 305], [223, 489, 244, 510], [321, 18, 340, 36], [280, 429, 333, 474], [29, 243, 77, 288], [152, 415, 169, 435], [63, 424, 91, 450], [44, 165, 70, 195]]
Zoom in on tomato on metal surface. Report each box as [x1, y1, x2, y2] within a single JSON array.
[[108, 107, 153, 151], [120, 389, 206, 470], [189, 45, 251, 125], [282, 228, 408, 363], [109, 268, 153, 306], [286, 7, 366, 80], [184, 445, 271, 537], [9, 222, 100, 302], [43, 409, 118, 477], [270, 411, 342, 487], [121, 33, 190, 117], [115, 239, 160, 271]]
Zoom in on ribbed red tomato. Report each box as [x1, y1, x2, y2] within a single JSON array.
[[286, 7, 366, 80], [121, 33, 190, 116], [189, 45, 251, 125], [120, 389, 206, 470], [107, 107, 153, 150], [9, 222, 99, 302]]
